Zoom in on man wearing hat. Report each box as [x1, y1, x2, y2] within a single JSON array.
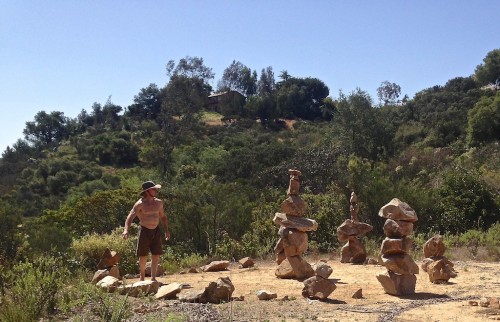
[[122, 181, 170, 281]]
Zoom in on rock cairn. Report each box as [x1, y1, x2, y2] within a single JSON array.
[[273, 169, 318, 279], [421, 235, 458, 283], [336, 192, 373, 264], [376, 198, 419, 295], [301, 261, 337, 300]]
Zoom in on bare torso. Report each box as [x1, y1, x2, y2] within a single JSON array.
[[131, 197, 165, 229]]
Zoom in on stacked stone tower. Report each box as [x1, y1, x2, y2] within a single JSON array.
[[376, 198, 419, 295], [336, 192, 373, 263], [274, 169, 318, 279]]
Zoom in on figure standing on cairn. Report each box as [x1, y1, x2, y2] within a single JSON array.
[[336, 192, 373, 264], [273, 169, 318, 279]]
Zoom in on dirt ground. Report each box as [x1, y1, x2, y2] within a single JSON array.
[[151, 256, 500, 322]]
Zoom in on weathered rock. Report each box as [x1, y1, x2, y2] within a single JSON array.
[[200, 260, 230, 272], [383, 219, 414, 238], [313, 261, 333, 279], [421, 257, 434, 272], [96, 275, 121, 292], [301, 275, 336, 300], [282, 229, 308, 257], [380, 237, 413, 256], [97, 248, 120, 269], [340, 237, 367, 264], [376, 271, 417, 295], [118, 280, 161, 297], [273, 213, 318, 232], [352, 288, 363, 299], [178, 288, 207, 303], [92, 269, 109, 284], [423, 235, 446, 258], [238, 257, 255, 268], [381, 254, 419, 275], [378, 198, 418, 222], [337, 220, 374, 241], [426, 258, 457, 283], [280, 195, 306, 216], [155, 282, 184, 299], [205, 277, 235, 304], [145, 262, 165, 277], [275, 256, 314, 279], [109, 265, 120, 279], [287, 169, 301, 196], [256, 290, 277, 300]]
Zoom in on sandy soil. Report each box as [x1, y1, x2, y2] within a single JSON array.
[[151, 256, 500, 322]]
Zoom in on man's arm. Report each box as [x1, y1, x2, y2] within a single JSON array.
[[122, 201, 139, 239], [159, 200, 170, 240]]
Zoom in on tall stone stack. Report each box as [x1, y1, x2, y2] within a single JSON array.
[[421, 235, 458, 283], [274, 169, 318, 279], [336, 192, 373, 264], [376, 198, 419, 295]]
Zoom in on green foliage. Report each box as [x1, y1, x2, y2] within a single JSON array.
[[437, 168, 498, 233], [485, 222, 500, 260], [466, 93, 500, 147], [474, 48, 500, 86], [70, 226, 138, 273], [0, 201, 22, 264], [0, 256, 68, 322]]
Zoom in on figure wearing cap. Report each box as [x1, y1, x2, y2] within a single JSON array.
[[122, 181, 170, 281]]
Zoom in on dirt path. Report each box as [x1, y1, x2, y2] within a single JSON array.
[[150, 257, 500, 321]]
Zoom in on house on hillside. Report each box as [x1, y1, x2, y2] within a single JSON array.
[[207, 90, 246, 116]]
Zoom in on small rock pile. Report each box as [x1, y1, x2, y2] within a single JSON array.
[[273, 169, 318, 279], [421, 235, 458, 283], [336, 192, 373, 264], [376, 198, 419, 296], [301, 261, 336, 300]]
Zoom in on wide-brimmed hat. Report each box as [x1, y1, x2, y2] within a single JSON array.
[[140, 181, 161, 194]]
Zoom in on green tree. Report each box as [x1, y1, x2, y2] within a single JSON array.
[[23, 111, 68, 147], [126, 83, 162, 121], [474, 49, 500, 86], [466, 93, 500, 147], [0, 201, 22, 263], [377, 81, 401, 105], [217, 60, 257, 96]]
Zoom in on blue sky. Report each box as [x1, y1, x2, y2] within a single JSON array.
[[1, 1, 499, 152]]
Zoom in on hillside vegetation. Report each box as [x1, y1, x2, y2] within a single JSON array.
[[0, 51, 499, 268]]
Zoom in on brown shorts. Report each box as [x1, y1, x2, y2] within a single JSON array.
[[136, 226, 163, 257]]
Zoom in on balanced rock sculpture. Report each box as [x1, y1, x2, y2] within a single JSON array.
[[274, 169, 318, 279], [376, 198, 419, 295], [336, 192, 373, 263], [421, 235, 457, 283]]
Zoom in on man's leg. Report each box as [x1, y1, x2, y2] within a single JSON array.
[[138, 256, 147, 281], [151, 254, 160, 281]]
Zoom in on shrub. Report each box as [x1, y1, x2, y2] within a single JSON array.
[[0, 256, 68, 322], [70, 226, 138, 274], [485, 222, 500, 260]]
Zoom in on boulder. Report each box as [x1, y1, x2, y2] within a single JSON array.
[[380, 237, 413, 256], [178, 288, 207, 303], [280, 195, 307, 216], [376, 271, 417, 295], [200, 260, 230, 272], [275, 256, 314, 279], [313, 261, 333, 279], [282, 229, 308, 257], [238, 257, 255, 268], [273, 213, 318, 232], [205, 277, 235, 304], [256, 290, 277, 300], [97, 248, 120, 269], [301, 275, 336, 300], [337, 220, 373, 241], [378, 198, 418, 222], [118, 280, 161, 297], [423, 235, 446, 258], [96, 275, 121, 293], [381, 254, 419, 275], [91, 269, 109, 284], [155, 282, 184, 300], [426, 258, 457, 283], [340, 237, 367, 264], [383, 219, 414, 238]]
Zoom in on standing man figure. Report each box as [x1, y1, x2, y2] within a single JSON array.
[[122, 181, 170, 281]]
